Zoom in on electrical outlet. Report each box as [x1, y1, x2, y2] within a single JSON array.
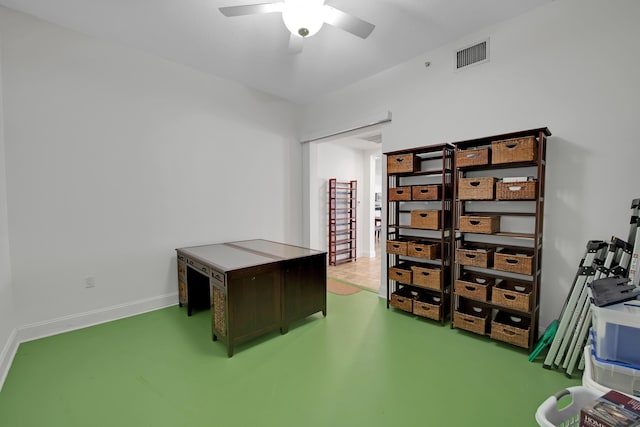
[[85, 276, 96, 288]]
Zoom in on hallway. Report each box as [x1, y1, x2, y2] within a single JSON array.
[[326, 243, 381, 293]]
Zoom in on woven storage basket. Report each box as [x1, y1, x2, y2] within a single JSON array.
[[179, 279, 187, 304], [455, 147, 489, 168], [413, 294, 443, 321], [387, 153, 419, 174], [389, 264, 413, 284], [410, 210, 440, 230], [412, 184, 441, 201], [386, 239, 409, 256], [411, 265, 442, 290], [390, 287, 420, 313], [213, 287, 226, 338], [494, 248, 534, 275], [407, 241, 440, 260], [458, 177, 496, 200], [496, 180, 537, 200], [455, 246, 495, 268], [492, 280, 533, 311], [453, 300, 491, 335], [459, 215, 500, 234], [490, 311, 531, 348], [389, 186, 412, 201], [455, 273, 495, 302], [491, 136, 537, 164]]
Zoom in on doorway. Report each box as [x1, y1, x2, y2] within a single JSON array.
[[303, 127, 384, 294]]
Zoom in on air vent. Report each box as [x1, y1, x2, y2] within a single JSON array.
[[362, 134, 382, 144], [455, 39, 489, 70]]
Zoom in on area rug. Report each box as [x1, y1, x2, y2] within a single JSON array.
[[327, 278, 362, 295]]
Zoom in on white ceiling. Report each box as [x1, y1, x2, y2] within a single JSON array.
[[0, 0, 552, 105]]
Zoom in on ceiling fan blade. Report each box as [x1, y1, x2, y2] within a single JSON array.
[[288, 33, 303, 54], [322, 5, 375, 39], [219, 3, 283, 17]]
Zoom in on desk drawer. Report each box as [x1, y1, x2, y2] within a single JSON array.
[[211, 269, 226, 291], [186, 258, 210, 275]]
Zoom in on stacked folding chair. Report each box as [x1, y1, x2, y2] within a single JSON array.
[[538, 199, 639, 377]]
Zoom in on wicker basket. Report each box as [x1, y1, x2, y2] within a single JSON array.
[[453, 300, 491, 335], [387, 153, 419, 174], [494, 248, 534, 275], [389, 264, 413, 284], [490, 311, 531, 348], [390, 287, 420, 312], [410, 210, 440, 230], [389, 186, 412, 201], [213, 287, 226, 338], [455, 246, 495, 268], [178, 279, 187, 304], [458, 177, 496, 200], [407, 241, 440, 260], [412, 184, 441, 201], [411, 265, 442, 290], [458, 215, 500, 234], [455, 273, 495, 302], [386, 239, 409, 256], [455, 147, 489, 168], [413, 294, 443, 321], [492, 280, 533, 311], [491, 136, 537, 164], [496, 180, 537, 200]]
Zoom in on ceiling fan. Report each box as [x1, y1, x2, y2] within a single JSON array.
[[219, 0, 375, 53]]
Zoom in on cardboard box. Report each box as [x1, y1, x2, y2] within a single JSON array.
[[580, 390, 640, 427]]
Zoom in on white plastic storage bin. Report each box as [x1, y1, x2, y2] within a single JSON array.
[[591, 300, 640, 367], [583, 344, 640, 398], [535, 386, 601, 427]]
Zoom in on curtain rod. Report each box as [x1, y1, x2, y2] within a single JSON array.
[[300, 115, 392, 144]]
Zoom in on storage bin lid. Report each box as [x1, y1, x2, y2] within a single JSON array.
[[592, 300, 640, 328]]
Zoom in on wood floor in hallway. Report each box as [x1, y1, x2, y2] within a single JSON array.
[[326, 243, 381, 292]]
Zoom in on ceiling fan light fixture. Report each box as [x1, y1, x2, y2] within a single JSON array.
[[282, 0, 325, 38]]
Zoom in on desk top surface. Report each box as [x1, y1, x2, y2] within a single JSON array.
[[176, 239, 325, 272]]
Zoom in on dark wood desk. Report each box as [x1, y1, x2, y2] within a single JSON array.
[[176, 240, 327, 356]]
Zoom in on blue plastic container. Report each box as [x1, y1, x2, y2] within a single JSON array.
[[591, 300, 640, 367]]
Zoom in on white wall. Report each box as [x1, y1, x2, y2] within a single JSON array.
[[0, 29, 17, 381], [0, 7, 300, 329], [300, 0, 640, 330]]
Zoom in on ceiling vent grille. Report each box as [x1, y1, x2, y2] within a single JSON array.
[[362, 134, 382, 144], [455, 39, 489, 70]]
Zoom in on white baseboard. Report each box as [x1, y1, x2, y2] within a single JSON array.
[[0, 292, 178, 391], [0, 328, 18, 393]]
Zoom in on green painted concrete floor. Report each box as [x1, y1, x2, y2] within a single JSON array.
[[0, 292, 579, 426]]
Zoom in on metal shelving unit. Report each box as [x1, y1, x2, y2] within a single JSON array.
[[385, 143, 454, 324], [450, 127, 550, 350], [328, 178, 357, 266]]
